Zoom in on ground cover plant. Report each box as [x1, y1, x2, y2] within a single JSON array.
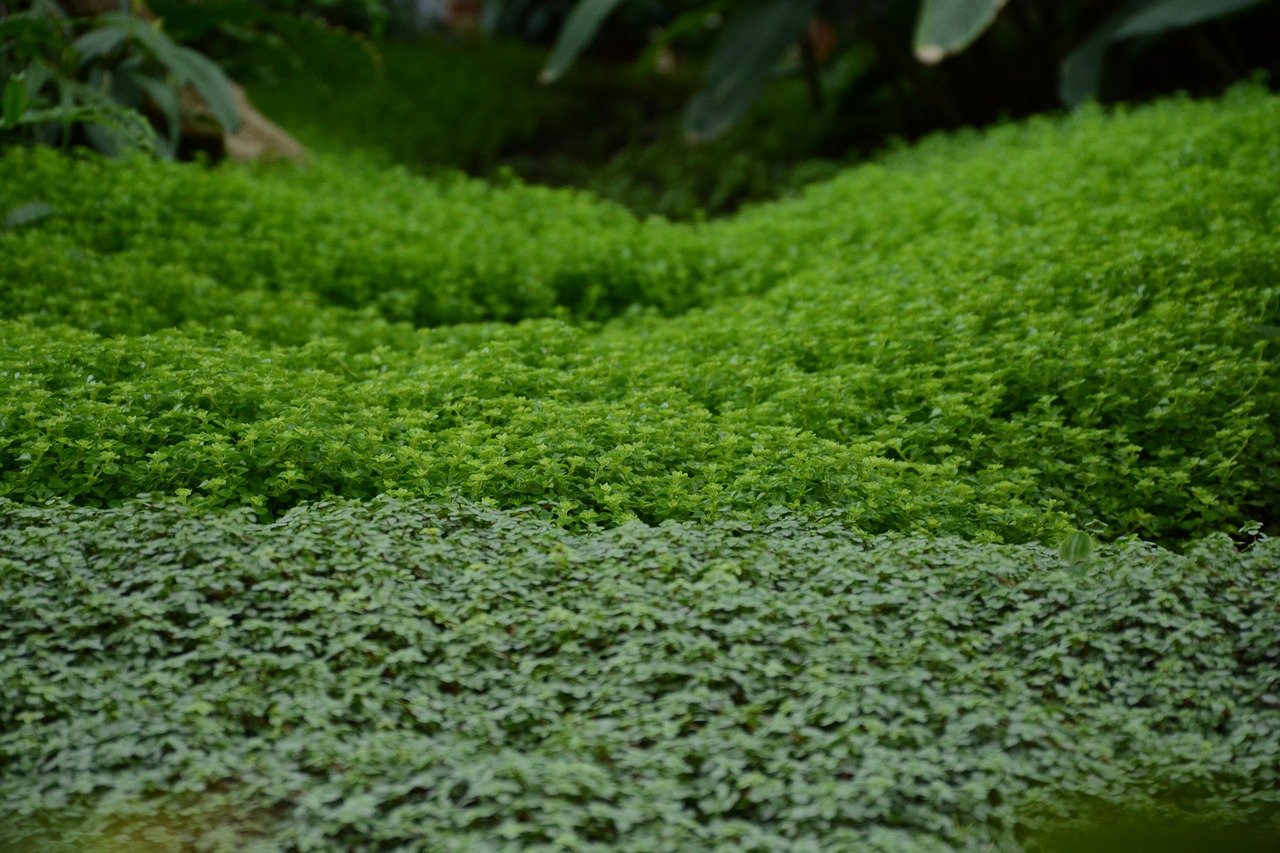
[[0, 80, 1278, 850], [1, 86, 1277, 541], [2, 498, 1279, 852]]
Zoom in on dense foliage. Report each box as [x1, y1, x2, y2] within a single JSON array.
[[2, 498, 1278, 851], [0, 79, 1278, 852], [1, 1, 240, 158], [1, 86, 1277, 542]]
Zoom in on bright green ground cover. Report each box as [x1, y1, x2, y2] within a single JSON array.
[[1, 87, 1277, 542], [1, 84, 1279, 851]]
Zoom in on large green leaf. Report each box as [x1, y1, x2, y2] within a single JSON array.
[[2, 74, 28, 128], [163, 44, 240, 134], [1112, 0, 1269, 38], [96, 11, 239, 133], [539, 0, 628, 84], [913, 0, 1009, 64], [683, 0, 820, 142], [125, 66, 182, 155], [1061, 0, 1271, 106], [2, 201, 58, 229]]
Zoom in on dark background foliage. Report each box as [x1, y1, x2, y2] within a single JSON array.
[[2, 5, 1279, 852], [6, 0, 1278, 215]]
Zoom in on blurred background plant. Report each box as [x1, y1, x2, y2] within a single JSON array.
[[3, 0, 1277, 216], [526, 0, 1280, 141], [0, 0, 240, 157]]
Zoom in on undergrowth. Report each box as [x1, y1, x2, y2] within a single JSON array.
[[1, 498, 1278, 852], [234, 28, 841, 219], [0, 81, 1278, 852]]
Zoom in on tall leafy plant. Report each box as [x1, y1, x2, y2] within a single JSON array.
[[532, 0, 1278, 139], [0, 0, 238, 157]]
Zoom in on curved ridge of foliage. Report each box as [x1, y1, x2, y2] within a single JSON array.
[[0, 148, 752, 332], [0, 86, 1278, 543], [1, 497, 1278, 852]]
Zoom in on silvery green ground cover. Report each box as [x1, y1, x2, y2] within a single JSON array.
[[0, 85, 1277, 851]]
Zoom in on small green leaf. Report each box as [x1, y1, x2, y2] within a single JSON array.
[[3, 73, 28, 128], [1058, 531, 1095, 566], [73, 25, 130, 63], [1247, 322, 1279, 339], [3, 202, 58, 229]]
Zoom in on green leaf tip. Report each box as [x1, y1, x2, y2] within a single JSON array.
[[1058, 531, 1095, 566], [914, 0, 1010, 65]]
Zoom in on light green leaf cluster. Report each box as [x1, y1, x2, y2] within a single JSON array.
[[1, 83, 1279, 853], [1, 86, 1276, 543], [0, 147, 731, 329]]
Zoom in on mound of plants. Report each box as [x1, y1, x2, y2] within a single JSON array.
[[1, 77, 1279, 852], [2, 498, 1278, 852], [1, 86, 1277, 543], [0, 144, 737, 330]]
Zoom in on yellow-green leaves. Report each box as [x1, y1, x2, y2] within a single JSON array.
[[2, 87, 1279, 542]]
